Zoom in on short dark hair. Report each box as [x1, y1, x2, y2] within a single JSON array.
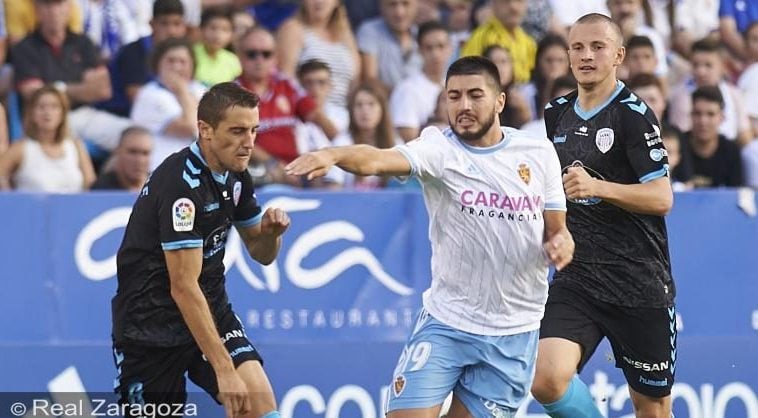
[[297, 59, 331, 79], [574, 13, 623, 46], [200, 6, 233, 28], [118, 126, 151, 147], [198, 82, 260, 128], [417, 20, 448, 45], [445, 56, 501, 91], [691, 37, 722, 55], [626, 35, 655, 51], [153, 0, 185, 18], [150, 37, 195, 74], [692, 85, 724, 109], [627, 73, 664, 93]]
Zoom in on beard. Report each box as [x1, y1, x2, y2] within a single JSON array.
[[449, 110, 498, 142]]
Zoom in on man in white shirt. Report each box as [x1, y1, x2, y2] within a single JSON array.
[[390, 20, 452, 142], [286, 56, 574, 418]]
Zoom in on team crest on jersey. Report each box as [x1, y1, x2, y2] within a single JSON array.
[[393, 375, 406, 397], [518, 163, 531, 184], [233, 181, 242, 206], [595, 128, 614, 153], [172, 198, 195, 231]]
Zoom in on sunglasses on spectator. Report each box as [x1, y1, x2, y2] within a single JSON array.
[[245, 50, 273, 60]]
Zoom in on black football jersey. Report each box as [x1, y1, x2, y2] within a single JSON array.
[[112, 142, 262, 346], [544, 82, 675, 308]]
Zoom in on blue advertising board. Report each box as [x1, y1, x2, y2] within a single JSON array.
[[0, 190, 756, 417]]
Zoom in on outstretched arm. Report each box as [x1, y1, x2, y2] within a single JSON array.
[[285, 145, 412, 180]]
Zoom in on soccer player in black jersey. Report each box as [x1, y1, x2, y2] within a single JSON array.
[[112, 82, 290, 418], [530, 14, 676, 418]]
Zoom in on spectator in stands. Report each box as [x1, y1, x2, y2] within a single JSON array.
[[357, 0, 422, 92], [661, 126, 693, 191], [443, 0, 473, 55], [548, 0, 608, 31], [295, 60, 349, 160], [91, 126, 152, 191], [519, 33, 569, 120], [669, 38, 752, 146], [0, 85, 94, 192], [743, 140, 758, 189], [390, 21, 452, 142], [623, 35, 658, 80], [12, 0, 131, 152], [718, 0, 758, 59], [131, 37, 206, 170], [520, 74, 576, 139], [235, 26, 336, 186], [628, 73, 668, 124], [232, 8, 255, 45], [607, 0, 668, 76], [676, 86, 743, 188], [738, 22, 758, 139], [0, 103, 8, 155], [523, 0, 564, 41], [109, 0, 187, 116], [193, 6, 241, 86], [461, 0, 535, 84], [671, 0, 720, 58], [80, 0, 140, 59], [276, 0, 359, 107], [5, 0, 82, 45], [483, 44, 531, 128], [331, 82, 397, 189]]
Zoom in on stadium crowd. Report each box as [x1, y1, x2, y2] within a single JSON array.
[[0, 0, 756, 192]]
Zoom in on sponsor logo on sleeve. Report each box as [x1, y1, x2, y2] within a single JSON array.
[[172, 198, 195, 231], [650, 148, 667, 162], [595, 128, 614, 153]]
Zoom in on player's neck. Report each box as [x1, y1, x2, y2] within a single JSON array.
[[577, 78, 619, 112], [468, 124, 504, 148], [197, 141, 227, 175]]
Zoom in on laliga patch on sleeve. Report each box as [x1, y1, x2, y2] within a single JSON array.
[[172, 198, 195, 231]]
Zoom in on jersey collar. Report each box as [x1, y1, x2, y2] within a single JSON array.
[[190, 141, 229, 184], [573, 80, 625, 121], [443, 127, 511, 154]]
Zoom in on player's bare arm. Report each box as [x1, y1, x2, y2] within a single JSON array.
[[563, 167, 673, 216], [543, 211, 574, 271], [164, 248, 251, 418], [237, 207, 291, 265], [285, 145, 412, 180]]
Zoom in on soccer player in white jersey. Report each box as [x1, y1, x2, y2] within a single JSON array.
[[286, 56, 574, 418]]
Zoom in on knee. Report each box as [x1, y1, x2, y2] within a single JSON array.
[[631, 397, 670, 418], [531, 372, 572, 404]]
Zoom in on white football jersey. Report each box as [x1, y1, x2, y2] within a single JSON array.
[[395, 126, 566, 335]]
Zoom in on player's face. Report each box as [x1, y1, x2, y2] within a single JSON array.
[[351, 90, 383, 131], [202, 17, 233, 51], [568, 22, 624, 88], [204, 106, 259, 172], [446, 74, 504, 141], [633, 84, 665, 122], [626, 47, 657, 77], [32, 92, 65, 134], [691, 51, 723, 87], [691, 99, 723, 141]]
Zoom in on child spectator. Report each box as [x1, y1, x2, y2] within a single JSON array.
[[193, 6, 241, 86]]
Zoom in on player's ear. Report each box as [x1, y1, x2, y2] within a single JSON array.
[[615, 46, 626, 67], [198, 120, 213, 141], [496, 90, 506, 114]]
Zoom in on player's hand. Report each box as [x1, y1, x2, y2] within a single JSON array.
[[284, 150, 335, 180], [543, 230, 575, 271], [260, 207, 290, 237], [216, 370, 251, 418], [563, 166, 600, 201]]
